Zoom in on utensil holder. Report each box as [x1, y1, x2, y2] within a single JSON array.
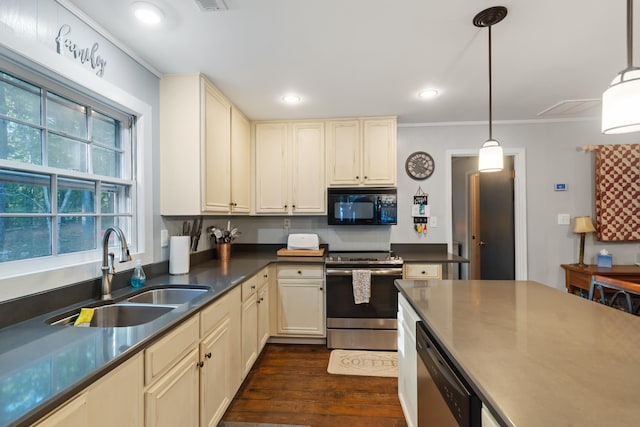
[[217, 243, 231, 261]]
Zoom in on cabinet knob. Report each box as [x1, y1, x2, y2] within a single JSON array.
[[297, 270, 302, 275], [229, 202, 234, 206], [284, 204, 288, 209], [251, 285, 256, 289], [292, 205, 296, 209], [364, 176, 368, 179], [205, 352, 212, 359], [260, 297, 264, 302], [264, 274, 268, 279], [356, 176, 359, 179], [421, 271, 426, 274], [257, 299, 261, 304], [319, 287, 323, 291], [197, 361, 204, 368]]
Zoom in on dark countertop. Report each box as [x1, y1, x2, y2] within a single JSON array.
[[396, 279, 640, 427], [0, 250, 324, 427], [391, 243, 468, 263]]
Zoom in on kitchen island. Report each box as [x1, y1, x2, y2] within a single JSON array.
[[396, 279, 640, 427]]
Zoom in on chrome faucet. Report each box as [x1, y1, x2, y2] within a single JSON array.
[[101, 226, 132, 300]]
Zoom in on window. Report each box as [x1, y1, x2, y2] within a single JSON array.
[[0, 66, 135, 263]]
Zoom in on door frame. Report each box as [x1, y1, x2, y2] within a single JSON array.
[[445, 148, 528, 280]]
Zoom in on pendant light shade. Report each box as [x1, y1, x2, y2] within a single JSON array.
[[602, 0, 640, 134], [474, 6, 507, 173], [478, 139, 504, 172]]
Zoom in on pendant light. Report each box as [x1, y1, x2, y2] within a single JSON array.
[[602, 0, 640, 134], [474, 6, 507, 172]]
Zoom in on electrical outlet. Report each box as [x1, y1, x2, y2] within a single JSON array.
[[430, 216, 438, 228], [283, 218, 290, 229], [557, 214, 571, 225], [160, 229, 169, 247]]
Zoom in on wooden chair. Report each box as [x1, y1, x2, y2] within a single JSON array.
[[589, 275, 640, 314]]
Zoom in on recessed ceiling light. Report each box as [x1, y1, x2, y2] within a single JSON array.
[[418, 89, 440, 99], [281, 94, 302, 104], [131, 2, 164, 25]]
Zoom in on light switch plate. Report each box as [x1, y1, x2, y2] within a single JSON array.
[[557, 214, 571, 225], [430, 216, 438, 227]]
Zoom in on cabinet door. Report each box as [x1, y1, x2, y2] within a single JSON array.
[[200, 318, 232, 427], [277, 280, 325, 336], [362, 118, 397, 186], [290, 122, 325, 213], [326, 120, 361, 186], [33, 394, 88, 427], [145, 348, 199, 427], [230, 107, 251, 213], [241, 292, 258, 376], [255, 122, 288, 213], [398, 295, 419, 427], [202, 79, 232, 212], [257, 284, 270, 352]]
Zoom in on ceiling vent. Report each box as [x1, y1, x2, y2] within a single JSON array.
[[537, 99, 600, 117], [193, 0, 228, 11]]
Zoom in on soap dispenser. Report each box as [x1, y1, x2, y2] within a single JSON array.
[[131, 260, 146, 288]]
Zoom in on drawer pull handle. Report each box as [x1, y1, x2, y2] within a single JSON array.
[[251, 285, 256, 289], [421, 271, 426, 274]]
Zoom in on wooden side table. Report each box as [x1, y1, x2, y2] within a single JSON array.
[[560, 264, 640, 297]]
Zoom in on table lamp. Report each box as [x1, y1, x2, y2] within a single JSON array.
[[573, 216, 596, 266]]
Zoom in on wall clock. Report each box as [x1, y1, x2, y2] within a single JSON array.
[[405, 151, 435, 180]]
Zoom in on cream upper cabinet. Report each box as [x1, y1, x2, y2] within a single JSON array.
[[254, 122, 288, 214], [254, 121, 325, 215], [327, 117, 397, 187], [160, 73, 250, 215], [230, 107, 251, 213]]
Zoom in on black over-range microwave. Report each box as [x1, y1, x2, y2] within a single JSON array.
[[327, 188, 397, 225]]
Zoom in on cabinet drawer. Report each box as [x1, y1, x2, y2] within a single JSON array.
[[403, 263, 442, 279], [242, 275, 258, 301], [145, 314, 199, 385], [256, 267, 270, 288], [277, 265, 323, 279], [200, 286, 241, 337]]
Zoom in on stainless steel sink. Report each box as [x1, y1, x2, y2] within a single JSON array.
[[48, 303, 174, 327], [127, 287, 208, 305]]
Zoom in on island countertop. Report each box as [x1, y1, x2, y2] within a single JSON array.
[[395, 279, 640, 427]]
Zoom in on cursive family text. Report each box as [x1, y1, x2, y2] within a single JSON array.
[[55, 24, 107, 77]]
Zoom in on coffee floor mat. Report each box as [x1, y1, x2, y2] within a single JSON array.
[[327, 349, 398, 377]]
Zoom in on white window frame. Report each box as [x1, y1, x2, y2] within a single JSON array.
[[0, 43, 153, 301]]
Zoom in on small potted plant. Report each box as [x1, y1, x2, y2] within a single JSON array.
[[207, 221, 240, 261]]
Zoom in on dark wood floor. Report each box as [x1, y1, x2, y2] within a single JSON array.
[[221, 344, 408, 427]]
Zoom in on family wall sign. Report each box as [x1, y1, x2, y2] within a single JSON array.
[[55, 24, 107, 77]]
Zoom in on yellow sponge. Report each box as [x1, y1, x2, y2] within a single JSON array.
[[74, 308, 95, 327]]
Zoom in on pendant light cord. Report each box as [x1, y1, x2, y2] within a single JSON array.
[[628, 0, 634, 70], [488, 25, 493, 140]]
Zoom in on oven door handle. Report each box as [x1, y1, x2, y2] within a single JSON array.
[[326, 268, 403, 277]]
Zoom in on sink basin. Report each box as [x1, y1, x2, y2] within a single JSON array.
[[127, 287, 208, 305], [49, 304, 174, 327]]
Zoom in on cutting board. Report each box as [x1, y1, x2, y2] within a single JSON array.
[[277, 247, 325, 257]]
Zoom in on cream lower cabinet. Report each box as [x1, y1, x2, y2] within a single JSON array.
[[199, 286, 242, 427], [276, 265, 325, 336], [398, 293, 419, 427], [241, 267, 272, 377], [254, 121, 325, 215], [35, 353, 143, 427], [326, 117, 397, 187], [403, 263, 442, 279]]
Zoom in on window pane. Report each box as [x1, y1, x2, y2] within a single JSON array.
[[58, 178, 95, 214], [92, 146, 118, 177], [0, 217, 52, 262], [0, 71, 41, 125], [0, 170, 50, 213], [58, 216, 95, 254], [101, 184, 130, 214], [101, 216, 131, 246], [0, 119, 42, 164], [46, 93, 86, 138], [47, 132, 87, 172], [92, 111, 118, 147]]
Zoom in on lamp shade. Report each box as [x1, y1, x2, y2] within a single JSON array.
[[573, 216, 596, 234], [602, 69, 640, 134], [478, 139, 504, 172]]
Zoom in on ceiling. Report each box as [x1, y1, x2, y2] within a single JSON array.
[[66, 0, 631, 124]]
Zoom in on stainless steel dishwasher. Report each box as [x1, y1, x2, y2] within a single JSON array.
[[416, 321, 481, 427]]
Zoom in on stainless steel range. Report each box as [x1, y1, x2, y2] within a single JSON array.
[[325, 251, 403, 350]]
